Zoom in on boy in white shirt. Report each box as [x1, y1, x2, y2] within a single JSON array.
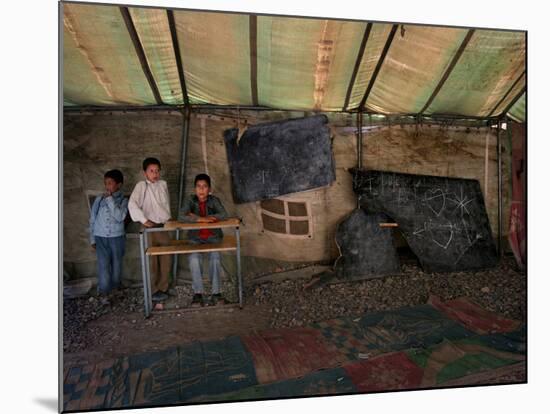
[[128, 157, 172, 302]]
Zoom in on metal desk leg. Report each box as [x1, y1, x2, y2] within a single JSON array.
[[236, 227, 242, 308], [172, 229, 180, 284], [143, 230, 153, 317], [139, 232, 150, 318]]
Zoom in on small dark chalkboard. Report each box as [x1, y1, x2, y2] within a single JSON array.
[[351, 169, 498, 272], [224, 115, 336, 203], [334, 210, 401, 280]]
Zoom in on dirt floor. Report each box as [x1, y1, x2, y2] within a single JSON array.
[[63, 255, 526, 367]]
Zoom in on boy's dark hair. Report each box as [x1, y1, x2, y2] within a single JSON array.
[[104, 169, 124, 184], [143, 157, 161, 171], [194, 173, 211, 187]]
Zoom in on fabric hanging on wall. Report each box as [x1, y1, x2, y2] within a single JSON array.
[[508, 121, 526, 269]]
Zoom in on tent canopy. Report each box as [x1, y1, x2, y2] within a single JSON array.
[[63, 2, 526, 121]]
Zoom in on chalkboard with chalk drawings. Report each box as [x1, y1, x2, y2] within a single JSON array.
[[351, 169, 498, 272], [224, 115, 336, 204]]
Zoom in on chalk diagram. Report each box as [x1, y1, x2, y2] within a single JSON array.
[[411, 185, 482, 262], [353, 174, 377, 197], [447, 186, 474, 217], [422, 188, 446, 217], [351, 170, 497, 271], [413, 220, 456, 250]]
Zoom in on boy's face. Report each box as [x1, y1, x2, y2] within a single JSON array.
[[144, 164, 161, 182], [104, 177, 121, 194], [195, 180, 210, 201]]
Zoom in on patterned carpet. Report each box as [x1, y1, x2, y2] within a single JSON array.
[[63, 295, 526, 411]]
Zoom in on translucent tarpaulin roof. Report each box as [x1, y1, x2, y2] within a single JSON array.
[[62, 1, 526, 121]]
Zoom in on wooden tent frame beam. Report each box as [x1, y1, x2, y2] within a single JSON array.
[[487, 71, 525, 118], [167, 9, 190, 107], [119, 6, 163, 105], [63, 104, 500, 124], [499, 86, 526, 119], [418, 29, 475, 116], [343, 23, 372, 111], [358, 24, 398, 111], [249, 15, 259, 106]]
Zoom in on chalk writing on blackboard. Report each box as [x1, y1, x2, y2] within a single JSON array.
[[224, 115, 336, 203], [351, 169, 498, 272]]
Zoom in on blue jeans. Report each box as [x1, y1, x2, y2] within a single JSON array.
[[188, 243, 221, 294], [95, 235, 125, 294]]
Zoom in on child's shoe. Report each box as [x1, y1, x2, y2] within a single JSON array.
[[152, 291, 168, 302], [210, 293, 225, 306], [191, 293, 204, 307]]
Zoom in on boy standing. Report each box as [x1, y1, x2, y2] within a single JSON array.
[[128, 157, 172, 302], [89, 169, 129, 304], [178, 173, 228, 306]]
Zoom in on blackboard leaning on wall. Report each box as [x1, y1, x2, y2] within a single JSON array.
[[352, 169, 498, 273]]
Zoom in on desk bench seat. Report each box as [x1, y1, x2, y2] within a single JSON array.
[[140, 218, 243, 316], [146, 235, 237, 256]]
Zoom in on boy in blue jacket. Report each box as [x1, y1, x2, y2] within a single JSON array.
[[89, 169, 129, 304]]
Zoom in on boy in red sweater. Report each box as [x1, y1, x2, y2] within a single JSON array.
[[178, 174, 228, 306]]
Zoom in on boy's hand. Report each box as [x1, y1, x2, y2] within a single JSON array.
[[103, 190, 112, 197], [197, 217, 216, 223], [91, 244, 96, 250], [143, 220, 156, 228]]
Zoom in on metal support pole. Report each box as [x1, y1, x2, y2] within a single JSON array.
[[357, 111, 363, 209], [143, 229, 153, 317], [506, 116, 513, 203], [497, 119, 503, 258], [236, 227, 242, 308], [357, 111, 363, 169], [177, 107, 191, 213], [172, 108, 192, 283], [139, 232, 150, 318], [171, 228, 180, 288]]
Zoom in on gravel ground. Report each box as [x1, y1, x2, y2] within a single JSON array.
[[250, 255, 526, 329], [63, 255, 525, 354], [63, 283, 200, 353], [63, 288, 144, 353]]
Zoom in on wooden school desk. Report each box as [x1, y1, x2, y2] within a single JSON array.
[[139, 218, 242, 317]]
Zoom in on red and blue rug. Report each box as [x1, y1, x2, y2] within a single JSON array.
[[63, 295, 526, 411]]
